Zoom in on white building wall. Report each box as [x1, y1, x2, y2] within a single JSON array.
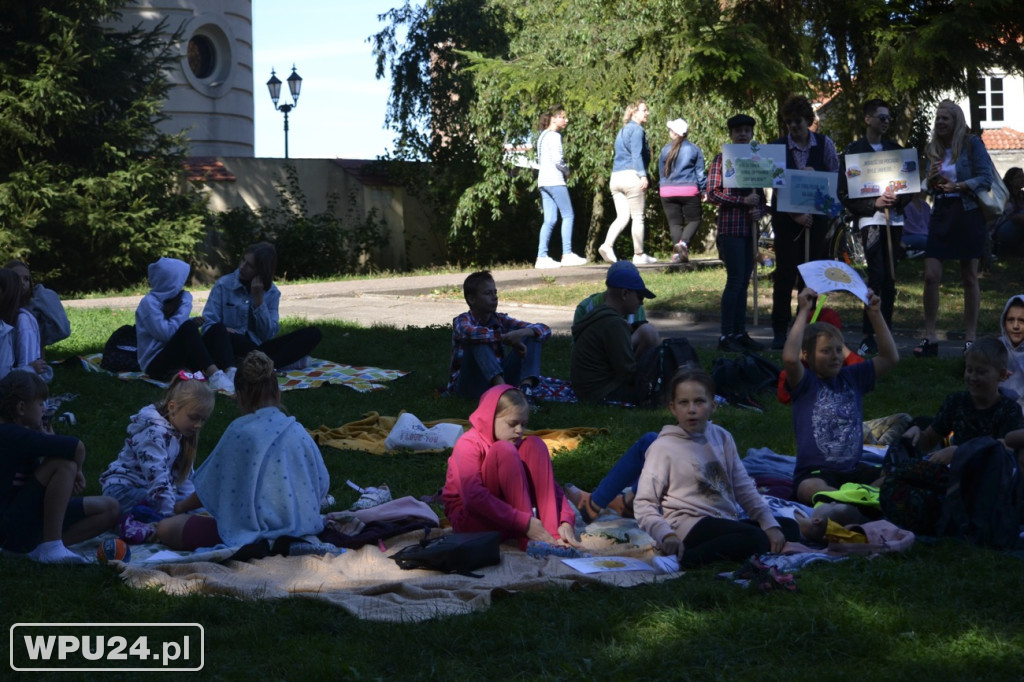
[[108, 1, 255, 157]]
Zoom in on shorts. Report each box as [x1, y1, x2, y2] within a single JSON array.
[[0, 478, 87, 552], [794, 462, 882, 491]]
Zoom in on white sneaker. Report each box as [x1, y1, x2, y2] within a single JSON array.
[[208, 369, 235, 395], [598, 244, 617, 264], [534, 256, 562, 269], [632, 253, 658, 264], [225, 366, 237, 385], [560, 253, 587, 267]]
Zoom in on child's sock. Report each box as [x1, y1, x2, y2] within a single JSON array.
[[26, 540, 88, 564]]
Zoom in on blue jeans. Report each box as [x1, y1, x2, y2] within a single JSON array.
[[454, 336, 543, 400], [591, 432, 658, 509], [717, 234, 754, 337], [539, 185, 575, 257]]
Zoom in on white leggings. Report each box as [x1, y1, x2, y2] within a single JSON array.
[[604, 170, 647, 254]]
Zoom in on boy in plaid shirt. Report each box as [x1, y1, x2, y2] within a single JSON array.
[[445, 270, 550, 399]]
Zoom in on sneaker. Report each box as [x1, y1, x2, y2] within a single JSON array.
[[717, 335, 744, 353], [632, 253, 658, 264], [771, 334, 787, 350], [857, 336, 878, 357], [963, 340, 974, 355], [598, 244, 617, 264], [912, 338, 938, 358], [905, 249, 925, 259], [534, 256, 561, 269], [346, 480, 392, 510], [560, 253, 587, 267], [225, 366, 237, 385], [672, 240, 690, 263], [208, 369, 235, 395], [734, 333, 765, 352], [119, 514, 154, 545]]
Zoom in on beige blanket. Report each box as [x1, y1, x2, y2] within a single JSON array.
[[119, 530, 680, 623]]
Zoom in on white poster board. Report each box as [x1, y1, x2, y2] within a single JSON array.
[[721, 142, 787, 188], [844, 149, 921, 198], [776, 169, 840, 216]]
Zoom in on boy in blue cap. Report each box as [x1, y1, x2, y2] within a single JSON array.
[[570, 261, 659, 403]]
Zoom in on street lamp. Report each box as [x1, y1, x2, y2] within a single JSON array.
[[266, 65, 303, 158]]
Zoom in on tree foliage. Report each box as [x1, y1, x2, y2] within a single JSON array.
[[373, 0, 1024, 263], [0, 0, 206, 291]]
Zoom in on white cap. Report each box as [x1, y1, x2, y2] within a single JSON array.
[[667, 118, 689, 136]]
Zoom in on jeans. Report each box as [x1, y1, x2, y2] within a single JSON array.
[[717, 233, 754, 337], [771, 213, 828, 336], [591, 432, 658, 509], [454, 336, 543, 400], [538, 185, 575, 257]]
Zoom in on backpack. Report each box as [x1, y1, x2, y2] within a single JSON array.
[[390, 530, 501, 577], [711, 351, 780, 409], [646, 337, 701, 405], [99, 325, 141, 373], [29, 284, 71, 346], [879, 438, 948, 535], [936, 437, 1023, 549]]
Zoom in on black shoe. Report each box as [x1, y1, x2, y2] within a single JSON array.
[[857, 336, 878, 357], [770, 334, 787, 350], [912, 339, 938, 358], [734, 333, 765, 352], [717, 335, 744, 353]]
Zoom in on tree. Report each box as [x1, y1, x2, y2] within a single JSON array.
[[0, 1, 206, 291]]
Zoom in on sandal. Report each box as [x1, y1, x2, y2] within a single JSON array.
[[912, 339, 938, 358]]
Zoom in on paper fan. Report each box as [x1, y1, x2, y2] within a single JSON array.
[[797, 260, 869, 304]]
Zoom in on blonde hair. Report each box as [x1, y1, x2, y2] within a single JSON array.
[[622, 99, 647, 124], [235, 350, 280, 414], [925, 99, 968, 163], [157, 376, 215, 485]]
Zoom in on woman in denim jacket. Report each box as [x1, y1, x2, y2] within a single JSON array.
[[599, 99, 656, 265], [202, 242, 321, 370], [913, 100, 994, 357], [658, 118, 707, 263]]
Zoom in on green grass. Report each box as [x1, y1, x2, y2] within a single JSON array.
[[4, 280, 1024, 680]]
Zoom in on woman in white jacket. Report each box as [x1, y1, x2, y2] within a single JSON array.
[[535, 107, 587, 269]]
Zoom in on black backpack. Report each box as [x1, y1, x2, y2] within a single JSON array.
[[391, 530, 501, 577], [646, 337, 701, 405], [711, 351, 780, 408], [936, 437, 1023, 549], [99, 325, 141, 372], [879, 438, 948, 535]]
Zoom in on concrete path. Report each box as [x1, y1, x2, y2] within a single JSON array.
[[65, 259, 961, 357]]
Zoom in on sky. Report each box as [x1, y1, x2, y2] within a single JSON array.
[[252, 1, 408, 160]]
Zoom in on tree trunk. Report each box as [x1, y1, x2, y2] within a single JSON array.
[[585, 175, 607, 259]]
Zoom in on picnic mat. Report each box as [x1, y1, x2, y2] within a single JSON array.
[[309, 411, 609, 455], [78, 353, 409, 393], [116, 526, 677, 623]]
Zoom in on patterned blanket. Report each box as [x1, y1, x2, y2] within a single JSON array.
[[78, 353, 409, 393]]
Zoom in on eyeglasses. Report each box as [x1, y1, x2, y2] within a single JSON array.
[[873, 114, 892, 122]]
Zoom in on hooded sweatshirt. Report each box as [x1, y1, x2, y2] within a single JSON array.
[[99, 404, 194, 517], [570, 303, 637, 402], [634, 422, 779, 546], [135, 257, 192, 372], [999, 294, 1024, 413], [441, 384, 574, 537]]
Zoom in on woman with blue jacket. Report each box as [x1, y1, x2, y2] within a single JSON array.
[[202, 242, 321, 370], [600, 100, 656, 265], [914, 100, 994, 357], [658, 118, 707, 263]]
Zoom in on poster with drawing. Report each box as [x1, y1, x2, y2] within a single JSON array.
[[797, 260, 869, 304], [843, 149, 921, 198], [721, 142, 786, 188], [776, 169, 839, 215]]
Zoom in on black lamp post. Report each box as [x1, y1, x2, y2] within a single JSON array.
[[266, 65, 303, 158]]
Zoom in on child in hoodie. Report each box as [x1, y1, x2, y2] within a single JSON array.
[[634, 367, 799, 567], [100, 373, 215, 543], [135, 257, 236, 394], [441, 384, 579, 548], [998, 294, 1024, 415]]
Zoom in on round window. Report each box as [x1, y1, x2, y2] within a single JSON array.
[[187, 35, 217, 79]]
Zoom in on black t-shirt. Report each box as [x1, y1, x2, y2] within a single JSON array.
[[931, 391, 1024, 445], [0, 423, 79, 509]]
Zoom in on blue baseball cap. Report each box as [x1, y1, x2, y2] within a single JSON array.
[[606, 261, 656, 299]]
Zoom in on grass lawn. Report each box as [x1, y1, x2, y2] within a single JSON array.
[[3, 264, 1024, 680]]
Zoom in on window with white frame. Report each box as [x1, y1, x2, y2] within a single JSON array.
[[974, 76, 1005, 124]]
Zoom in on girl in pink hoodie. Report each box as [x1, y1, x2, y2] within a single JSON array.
[[442, 385, 578, 548]]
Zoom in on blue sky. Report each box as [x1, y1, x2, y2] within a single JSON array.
[[252, 1, 406, 159]]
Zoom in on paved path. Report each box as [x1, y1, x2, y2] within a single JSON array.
[[65, 259, 961, 357]]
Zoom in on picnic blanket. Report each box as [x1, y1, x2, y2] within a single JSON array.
[[115, 524, 677, 623], [309, 411, 609, 455], [78, 353, 409, 393]]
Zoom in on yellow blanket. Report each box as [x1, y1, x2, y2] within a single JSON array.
[[308, 411, 608, 455]]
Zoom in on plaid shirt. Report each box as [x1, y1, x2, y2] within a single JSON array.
[[445, 311, 550, 393], [707, 153, 765, 238]]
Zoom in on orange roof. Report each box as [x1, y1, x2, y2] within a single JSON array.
[[183, 157, 236, 182], [982, 128, 1024, 151]]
